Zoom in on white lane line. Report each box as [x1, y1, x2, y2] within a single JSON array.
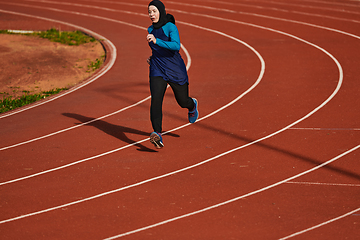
[[286, 181, 360, 187], [102, 144, 360, 239], [279, 207, 360, 240], [0, 4, 264, 186], [289, 127, 360, 131], [301, 0, 360, 8], [0, 10, 117, 119], [7, 29, 39, 33]]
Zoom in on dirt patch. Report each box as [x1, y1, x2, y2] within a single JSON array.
[[0, 34, 105, 98]]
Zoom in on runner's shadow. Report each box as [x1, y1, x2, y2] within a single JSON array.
[[194, 121, 360, 181], [62, 113, 179, 152]]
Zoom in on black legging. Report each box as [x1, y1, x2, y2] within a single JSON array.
[[150, 76, 194, 133]]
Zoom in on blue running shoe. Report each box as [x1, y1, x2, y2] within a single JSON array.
[[188, 98, 199, 123], [150, 132, 164, 148]]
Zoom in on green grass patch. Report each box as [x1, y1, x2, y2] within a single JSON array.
[[33, 28, 97, 45], [1, 28, 97, 46], [1, 88, 68, 113], [87, 57, 104, 72]]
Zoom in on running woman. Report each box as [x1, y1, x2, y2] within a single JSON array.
[[147, 0, 198, 148]]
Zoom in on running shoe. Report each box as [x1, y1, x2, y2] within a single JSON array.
[[188, 98, 199, 123], [150, 132, 164, 148]]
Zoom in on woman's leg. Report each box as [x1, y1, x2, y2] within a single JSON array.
[[168, 81, 194, 110], [150, 76, 168, 133], [169, 81, 198, 123]]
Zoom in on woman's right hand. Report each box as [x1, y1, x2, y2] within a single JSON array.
[[147, 56, 151, 65], [147, 34, 156, 44]]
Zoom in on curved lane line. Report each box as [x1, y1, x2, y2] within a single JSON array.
[[286, 181, 360, 187], [301, 0, 360, 8], [0, 9, 117, 119], [280, 206, 360, 239]]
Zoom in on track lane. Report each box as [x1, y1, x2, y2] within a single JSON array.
[[0, 0, 360, 239]]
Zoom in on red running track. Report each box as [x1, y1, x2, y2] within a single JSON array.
[[0, 0, 359, 239]]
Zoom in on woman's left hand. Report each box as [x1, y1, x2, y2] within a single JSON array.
[[147, 34, 156, 44]]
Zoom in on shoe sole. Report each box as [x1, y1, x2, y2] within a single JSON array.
[[150, 133, 164, 148]]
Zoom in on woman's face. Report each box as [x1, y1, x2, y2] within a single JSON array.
[[148, 5, 160, 23]]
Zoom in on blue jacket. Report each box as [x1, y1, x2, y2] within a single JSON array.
[[148, 22, 188, 85]]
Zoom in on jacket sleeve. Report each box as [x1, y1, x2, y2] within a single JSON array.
[[155, 23, 181, 51]]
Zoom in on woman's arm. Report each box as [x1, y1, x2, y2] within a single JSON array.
[[155, 23, 181, 51]]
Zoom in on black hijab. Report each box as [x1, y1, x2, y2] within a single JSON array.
[[148, 0, 175, 29]]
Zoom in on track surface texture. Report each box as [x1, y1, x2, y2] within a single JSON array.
[[0, 0, 359, 239]]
